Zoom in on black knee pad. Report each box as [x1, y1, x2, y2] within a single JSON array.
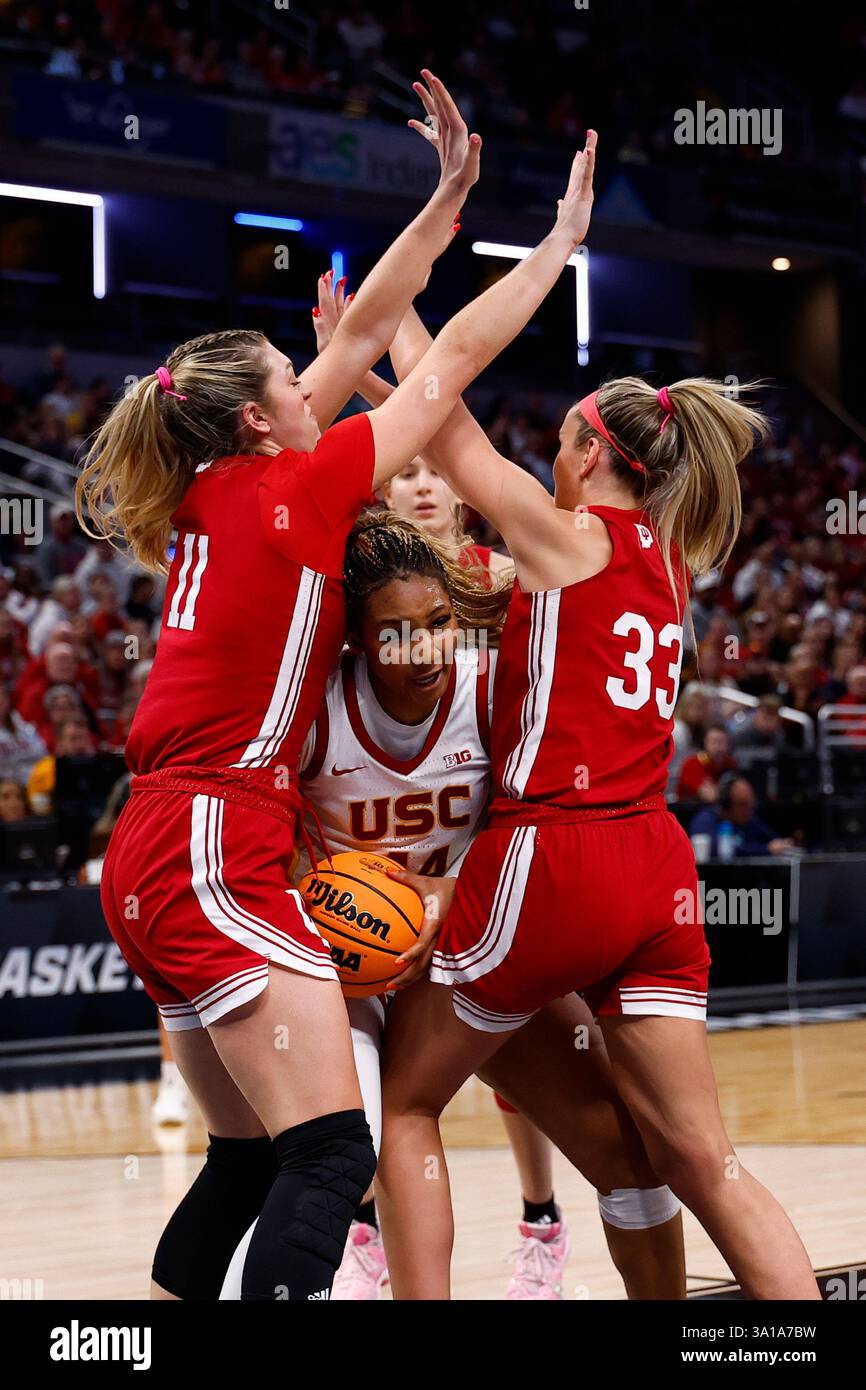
[[241, 1108, 376, 1301], [152, 1133, 277, 1300]]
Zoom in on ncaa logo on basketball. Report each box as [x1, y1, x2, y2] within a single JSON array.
[[635, 523, 654, 549], [444, 748, 473, 769]]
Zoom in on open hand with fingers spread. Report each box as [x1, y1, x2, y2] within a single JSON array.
[[312, 267, 350, 353], [553, 129, 598, 250], [409, 68, 482, 204]]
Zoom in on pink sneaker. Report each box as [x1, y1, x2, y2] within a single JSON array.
[[331, 1222, 390, 1301], [505, 1217, 570, 1299]]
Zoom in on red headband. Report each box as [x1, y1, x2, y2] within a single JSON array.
[[577, 391, 646, 475]]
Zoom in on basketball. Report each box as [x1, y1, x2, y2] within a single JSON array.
[[298, 851, 425, 997]]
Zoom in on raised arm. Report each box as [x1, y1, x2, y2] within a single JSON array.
[[388, 307, 562, 565], [365, 133, 597, 495], [298, 72, 478, 429], [310, 218, 461, 412]]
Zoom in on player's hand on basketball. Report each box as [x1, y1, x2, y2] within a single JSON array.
[[409, 69, 482, 202], [553, 129, 597, 249], [312, 268, 351, 353], [384, 869, 458, 990]]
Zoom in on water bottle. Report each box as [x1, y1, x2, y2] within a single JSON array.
[[717, 820, 736, 862]]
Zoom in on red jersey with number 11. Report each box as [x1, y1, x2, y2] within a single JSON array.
[[125, 413, 375, 777], [491, 506, 687, 807]]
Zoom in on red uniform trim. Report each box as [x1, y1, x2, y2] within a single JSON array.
[[130, 764, 303, 826], [488, 793, 666, 827], [341, 651, 457, 775], [300, 703, 330, 781]]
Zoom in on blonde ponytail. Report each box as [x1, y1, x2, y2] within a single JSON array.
[[577, 376, 768, 601], [76, 329, 270, 573]]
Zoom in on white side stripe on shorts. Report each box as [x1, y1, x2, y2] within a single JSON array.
[[501, 589, 560, 798], [233, 567, 324, 768], [189, 795, 334, 978], [451, 990, 536, 1034], [430, 825, 535, 983], [619, 986, 707, 1021], [191, 962, 269, 1014]]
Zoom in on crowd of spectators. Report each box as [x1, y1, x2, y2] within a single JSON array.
[[0, 344, 113, 468], [1, 1, 862, 163], [2, 343, 866, 868], [0, 346, 162, 870]]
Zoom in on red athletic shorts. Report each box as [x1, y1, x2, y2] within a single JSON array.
[[430, 798, 709, 1033], [101, 770, 336, 1031]]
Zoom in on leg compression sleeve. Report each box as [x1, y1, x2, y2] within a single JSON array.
[[220, 1002, 383, 1304], [240, 1108, 376, 1301], [597, 1185, 682, 1230], [347, 995, 384, 1155], [152, 1134, 277, 1299]]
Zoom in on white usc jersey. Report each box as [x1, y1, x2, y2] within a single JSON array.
[[298, 646, 496, 875]]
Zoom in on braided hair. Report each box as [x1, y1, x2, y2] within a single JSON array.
[[344, 510, 511, 642]]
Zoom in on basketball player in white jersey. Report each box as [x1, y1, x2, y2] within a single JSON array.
[[313, 279, 563, 1296], [220, 512, 685, 1300]]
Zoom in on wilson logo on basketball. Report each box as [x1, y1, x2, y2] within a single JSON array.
[[305, 876, 392, 940], [298, 851, 424, 999]]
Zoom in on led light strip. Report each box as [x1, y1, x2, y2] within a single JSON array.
[[472, 241, 590, 365], [0, 182, 106, 299]]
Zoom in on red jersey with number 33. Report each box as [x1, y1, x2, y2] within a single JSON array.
[[125, 413, 375, 776], [491, 505, 687, 806]]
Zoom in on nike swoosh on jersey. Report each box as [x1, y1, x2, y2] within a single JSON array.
[[331, 763, 366, 776]]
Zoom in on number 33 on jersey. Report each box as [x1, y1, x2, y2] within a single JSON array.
[[491, 508, 686, 807]]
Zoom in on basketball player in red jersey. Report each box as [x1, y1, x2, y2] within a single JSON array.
[[373, 308, 820, 1298], [75, 73, 599, 1301], [219, 512, 686, 1301], [312, 292, 569, 1292]]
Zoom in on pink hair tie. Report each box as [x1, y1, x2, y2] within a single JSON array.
[[155, 366, 187, 401], [657, 386, 675, 434]]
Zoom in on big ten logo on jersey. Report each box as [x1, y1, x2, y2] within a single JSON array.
[[444, 748, 473, 770], [349, 787, 472, 841], [634, 523, 654, 549]]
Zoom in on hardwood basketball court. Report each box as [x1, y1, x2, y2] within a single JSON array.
[[4, 1018, 865, 1300]]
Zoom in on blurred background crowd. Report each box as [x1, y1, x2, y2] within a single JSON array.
[[1, 0, 865, 874], [2, 339, 866, 874], [1, 0, 864, 165]]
